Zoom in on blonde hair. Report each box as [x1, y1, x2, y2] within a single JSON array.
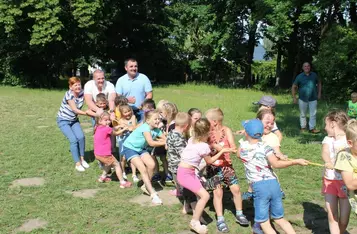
[[96, 93, 107, 104], [346, 119, 357, 142], [258, 105, 276, 113], [256, 108, 275, 120], [119, 105, 132, 117], [156, 100, 169, 111], [193, 118, 211, 142], [68, 77, 81, 86], [351, 92, 357, 98], [161, 102, 178, 124], [175, 112, 191, 127], [145, 109, 160, 122], [94, 112, 110, 134], [325, 109, 348, 129], [205, 108, 224, 122]]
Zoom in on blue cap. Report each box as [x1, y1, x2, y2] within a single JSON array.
[[242, 119, 264, 139]]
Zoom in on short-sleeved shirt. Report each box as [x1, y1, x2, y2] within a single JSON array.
[[84, 80, 116, 102], [123, 123, 162, 152], [94, 125, 112, 156], [167, 130, 187, 173], [347, 100, 357, 118], [115, 73, 152, 109], [262, 132, 280, 148], [293, 72, 319, 102], [208, 127, 232, 167], [335, 149, 357, 214], [239, 139, 275, 183], [181, 138, 211, 169], [322, 136, 348, 180], [57, 90, 84, 121]]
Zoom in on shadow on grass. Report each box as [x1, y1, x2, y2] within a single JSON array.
[[302, 202, 329, 234], [84, 150, 95, 163]]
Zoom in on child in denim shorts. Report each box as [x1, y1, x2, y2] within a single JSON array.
[[238, 119, 308, 234]]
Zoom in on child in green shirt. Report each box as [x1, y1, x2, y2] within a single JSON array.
[[347, 92, 357, 119]]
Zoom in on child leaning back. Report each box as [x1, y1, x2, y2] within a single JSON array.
[[238, 119, 308, 234]]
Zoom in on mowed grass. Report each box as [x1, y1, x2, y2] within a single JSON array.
[[0, 84, 356, 234]]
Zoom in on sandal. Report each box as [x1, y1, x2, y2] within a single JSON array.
[[217, 220, 229, 233], [190, 220, 207, 234]]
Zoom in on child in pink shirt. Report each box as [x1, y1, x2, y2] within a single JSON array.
[[94, 112, 132, 188]]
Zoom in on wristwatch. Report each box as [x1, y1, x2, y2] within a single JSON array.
[[109, 109, 114, 113]]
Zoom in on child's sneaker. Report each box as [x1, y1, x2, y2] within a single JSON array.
[[122, 172, 127, 180], [75, 165, 85, 172], [165, 173, 173, 182], [119, 180, 132, 189], [190, 220, 207, 234], [242, 191, 253, 200], [152, 173, 161, 182], [151, 193, 163, 205], [281, 189, 286, 199], [132, 175, 140, 183], [97, 175, 112, 183], [235, 214, 249, 226], [252, 222, 264, 234], [168, 189, 182, 196], [81, 160, 90, 169], [140, 184, 150, 195]]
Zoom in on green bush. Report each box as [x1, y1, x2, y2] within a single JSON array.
[[252, 60, 276, 90], [315, 25, 357, 102]]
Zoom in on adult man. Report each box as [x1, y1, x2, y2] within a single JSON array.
[[115, 58, 153, 122], [84, 69, 116, 123], [292, 62, 322, 133]]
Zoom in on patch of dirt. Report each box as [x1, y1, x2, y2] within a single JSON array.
[[10, 177, 45, 188], [80, 122, 92, 127], [129, 189, 181, 206], [36, 125, 49, 129], [14, 218, 47, 233], [83, 128, 93, 134], [66, 189, 101, 198]]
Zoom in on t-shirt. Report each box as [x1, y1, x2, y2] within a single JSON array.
[[262, 132, 280, 148], [347, 100, 357, 118], [114, 107, 121, 119], [272, 122, 278, 132], [166, 130, 187, 173], [94, 125, 112, 156], [293, 72, 319, 102], [334, 149, 357, 215], [115, 73, 152, 109], [208, 127, 232, 167], [181, 138, 211, 169], [57, 90, 84, 121], [322, 136, 348, 180], [123, 123, 162, 152], [239, 139, 275, 183], [84, 80, 115, 102]]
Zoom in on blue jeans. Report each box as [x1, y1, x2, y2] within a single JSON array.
[[57, 117, 85, 163], [298, 99, 317, 130], [252, 179, 284, 222]]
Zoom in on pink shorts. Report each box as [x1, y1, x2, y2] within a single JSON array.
[[177, 166, 203, 194], [321, 178, 347, 198]]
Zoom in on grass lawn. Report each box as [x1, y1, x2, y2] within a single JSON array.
[[0, 84, 356, 234]]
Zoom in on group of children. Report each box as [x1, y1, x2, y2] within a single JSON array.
[[86, 91, 357, 234]]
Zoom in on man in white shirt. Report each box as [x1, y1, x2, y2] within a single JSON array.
[[84, 70, 116, 122]]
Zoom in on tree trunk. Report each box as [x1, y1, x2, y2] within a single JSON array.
[[334, 2, 346, 26], [350, 2, 357, 26], [275, 43, 282, 87], [244, 20, 258, 87]]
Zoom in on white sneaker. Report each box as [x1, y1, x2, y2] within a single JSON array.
[[132, 175, 140, 183], [75, 165, 85, 172], [151, 193, 163, 205], [81, 160, 90, 169], [123, 172, 127, 180], [140, 184, 150, 195]]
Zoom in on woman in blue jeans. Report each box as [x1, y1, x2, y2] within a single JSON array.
[[57, 77, 89, 172]]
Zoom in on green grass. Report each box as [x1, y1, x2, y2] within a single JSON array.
[[0, 84, 355, 234]]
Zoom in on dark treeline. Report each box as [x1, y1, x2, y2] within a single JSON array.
[[0, 0, 356, 101]]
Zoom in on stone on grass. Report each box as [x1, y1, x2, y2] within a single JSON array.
[[10, 177, 45, 188], [129, 189, 180, 207], [66, 189, 101, 198], [14, 218, 47, 233]]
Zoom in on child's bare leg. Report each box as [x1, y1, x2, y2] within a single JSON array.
[[113, 160, 126, 182], [260, 220, 277, 234], [141, 153, 155, 179], [151, 154, 159, 175], [131, 156, 155, 195], [131, 162, 137, 176], [230, 184, 243, 211], [192, 188, 210, 222], [273, 218, 296, 234], [212, 186, 224, 217], [325, 194, 340, 234], [338, 198, 351, 234], [120, 156, 126, 173]]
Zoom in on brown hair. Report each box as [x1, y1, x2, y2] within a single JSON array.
[[162, 102, 178, 125], [325, 109, 349, 129], [119, 105, 133, 117], [346, 119, 357, 142], [188, 108, 202, 116], [205, 108, 224, 122], [68, 77, 81, 86], [175, 112, 191, 127], [256, 108, 275, 120], [96, 93, 107, 104], [193, 118, 211, 142], [351, 92, 357, 98], [114, 96, 128, 107]]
